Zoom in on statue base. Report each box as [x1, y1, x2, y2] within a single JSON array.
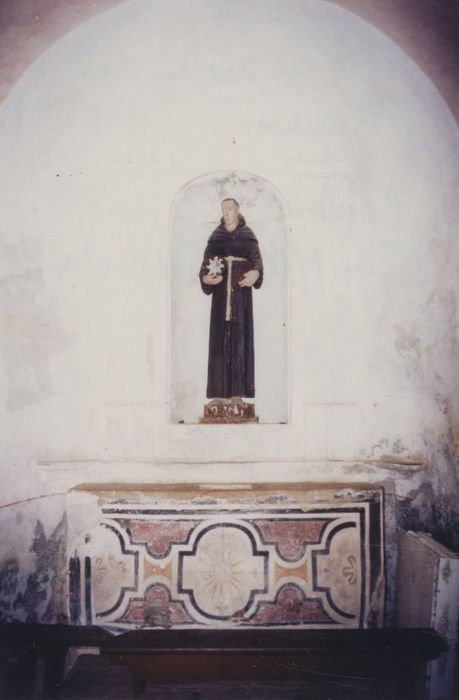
[[200, 398, 258, 423]]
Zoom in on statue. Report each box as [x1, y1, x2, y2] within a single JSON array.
[[199, 199, 263, 422]]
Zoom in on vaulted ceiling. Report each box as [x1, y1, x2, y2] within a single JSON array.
[[1, 0, 459, 122]]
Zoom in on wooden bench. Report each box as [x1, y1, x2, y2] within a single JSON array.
[[0, 623, 448, 698]]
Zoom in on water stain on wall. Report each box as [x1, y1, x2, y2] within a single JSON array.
[[0, 265, 73, 411], [396, 482, 434, 535], [393, 323, 421, 359]]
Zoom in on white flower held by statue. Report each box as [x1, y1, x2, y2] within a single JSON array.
[[207, 256, 224, 277]]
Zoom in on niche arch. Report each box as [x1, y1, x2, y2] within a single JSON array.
[[170, 171, 288, 424]]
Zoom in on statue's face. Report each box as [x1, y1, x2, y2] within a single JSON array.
[[222, 200, 239, 228]]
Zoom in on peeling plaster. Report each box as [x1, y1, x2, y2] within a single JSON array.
[[360, 438, 427, 468]]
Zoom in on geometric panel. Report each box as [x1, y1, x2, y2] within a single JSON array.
[[179, 523, 268, 620], [67, 483, 384, 630]]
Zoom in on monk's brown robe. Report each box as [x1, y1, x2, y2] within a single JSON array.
[[199, 216, 263, 399]]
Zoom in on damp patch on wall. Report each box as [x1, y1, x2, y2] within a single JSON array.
[[0, 516, 67, 623], [0, 260, 73, 411]]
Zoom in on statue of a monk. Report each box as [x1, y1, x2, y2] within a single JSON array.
[[200, 198, 263, 401]]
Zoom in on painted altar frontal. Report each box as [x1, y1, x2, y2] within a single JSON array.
[[67, 484, 384, 630]]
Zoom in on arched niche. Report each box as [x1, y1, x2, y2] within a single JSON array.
[[170, 171, 288, 424]]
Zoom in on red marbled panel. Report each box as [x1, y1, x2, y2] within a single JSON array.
[[249, 583, 333, 625], [119, 583, 194, 626], [125, 520, 198, 558], [253, 520, 329, 561]]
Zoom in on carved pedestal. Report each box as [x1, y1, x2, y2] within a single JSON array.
[[201, 398, 257, 423]]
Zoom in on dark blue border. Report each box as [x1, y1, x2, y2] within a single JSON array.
[[103, 507, 305, 516], [95, 522, 140, 618], [84, 556, 92, 624]]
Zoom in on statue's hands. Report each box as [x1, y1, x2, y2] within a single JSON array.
[[202, 274, 223, 285], [238, 269, 260, 287]]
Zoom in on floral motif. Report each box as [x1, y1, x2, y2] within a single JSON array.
[[206, 256, 224, 277], [342, 554, 357, 586]]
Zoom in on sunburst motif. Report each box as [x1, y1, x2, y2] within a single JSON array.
[[201, 548, 246, 602], [181, 526, 265, 618]]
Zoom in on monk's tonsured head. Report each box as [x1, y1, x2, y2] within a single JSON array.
[[221, 198, 240, 230]]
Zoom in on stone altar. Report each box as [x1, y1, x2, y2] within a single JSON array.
[[67, 483, 384, 631]]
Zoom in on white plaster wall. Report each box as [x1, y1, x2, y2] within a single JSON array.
[[0, 0, 458, 500]]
